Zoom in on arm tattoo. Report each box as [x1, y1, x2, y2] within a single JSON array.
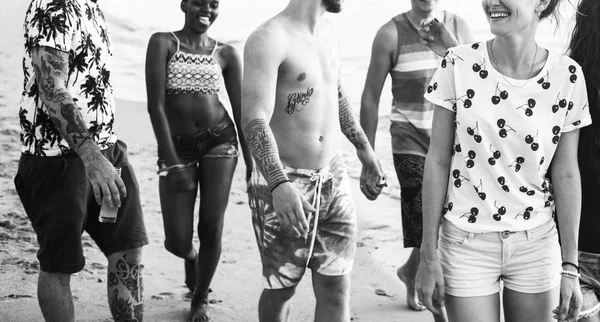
[[35, 49, 70, 103], [35, 48, 92, 149], [339, 87, 369, 150], [243, 119, 289, 191], [60, 102, 92, 148]]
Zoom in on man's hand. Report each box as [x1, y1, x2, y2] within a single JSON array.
[[84, 153, 127, 208], [272, 182, 315, 238], [358, 149, 386, 200], [419, 17, 459, 57]]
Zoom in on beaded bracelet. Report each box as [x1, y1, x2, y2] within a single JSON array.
[[560, 269, 581, 279], [562, 261, 580, 273]]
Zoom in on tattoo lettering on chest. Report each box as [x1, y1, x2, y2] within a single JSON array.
[[286, 87, 315, 115]]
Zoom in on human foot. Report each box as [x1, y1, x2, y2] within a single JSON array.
[[189, 295, 211, 322], [185, 257, 196, 293], [397, 267, 426, 311]]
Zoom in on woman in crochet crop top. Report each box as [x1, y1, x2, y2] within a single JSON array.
[[144, 0, 252, 320]]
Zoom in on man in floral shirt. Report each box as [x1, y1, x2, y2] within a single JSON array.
[[15, 0, 148, 320]]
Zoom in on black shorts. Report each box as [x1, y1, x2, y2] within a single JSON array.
[[393, 153, 425, 248], [157, 114, 239, 167], [14, 140, 149, 274]]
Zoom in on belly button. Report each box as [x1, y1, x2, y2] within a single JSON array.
[[319, 136, 323, 142]]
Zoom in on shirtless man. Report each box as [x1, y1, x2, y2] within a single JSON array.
[[242, 0, 385, 321]]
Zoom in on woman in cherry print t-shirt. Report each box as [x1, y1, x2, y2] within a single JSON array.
[[415, 0, 591, 321]]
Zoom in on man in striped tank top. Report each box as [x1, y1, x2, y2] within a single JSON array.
[[360, 1, 472, 320]]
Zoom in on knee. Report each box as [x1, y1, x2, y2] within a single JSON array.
[[198, 229, 223, 248], [39, 271, 71, 286], [163, 239, 194, 258], [110, 247, 143, 266], [262, 287, 296, 305], [314, 275, 350, 302]]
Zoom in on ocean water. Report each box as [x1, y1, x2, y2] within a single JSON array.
[[98, 0, 576, 105]]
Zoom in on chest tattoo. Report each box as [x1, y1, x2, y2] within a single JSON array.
[[285, 87, 314, 115]]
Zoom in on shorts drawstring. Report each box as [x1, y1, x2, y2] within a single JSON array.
[[306, 171, 333, 267]]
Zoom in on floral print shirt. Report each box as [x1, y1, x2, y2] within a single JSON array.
[[20, 0, 117, 156], [424, 42, 591, 233]]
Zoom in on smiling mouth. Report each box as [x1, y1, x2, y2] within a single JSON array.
[[490, 12, 511, 19], [198, 16, 210, 24]]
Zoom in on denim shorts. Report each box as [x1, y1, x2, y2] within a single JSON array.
[[14, 140, 149, 274], [438, 218, 561, 297], [157, 114, 239, 167], [579, 251, 600, 319]]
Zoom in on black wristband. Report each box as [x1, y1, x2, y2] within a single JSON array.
[[269, 179, 290, 192], [562, 261, 580, 272]]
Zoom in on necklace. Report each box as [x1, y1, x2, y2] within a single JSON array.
[[489, 39, 538, 88]]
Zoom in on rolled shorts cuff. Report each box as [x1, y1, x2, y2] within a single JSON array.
[[40, 262, 86, 275]]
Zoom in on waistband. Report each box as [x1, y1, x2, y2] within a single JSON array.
[[172, 113, 232, 145], [281, 154, 342, 178], [442, 217, 556, 242]]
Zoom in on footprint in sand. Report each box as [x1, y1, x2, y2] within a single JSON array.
[[90, 262, 106, 270], [374, 288, 393, 298]]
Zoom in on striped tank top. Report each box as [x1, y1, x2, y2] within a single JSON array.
[[390, 12, 461, 156]]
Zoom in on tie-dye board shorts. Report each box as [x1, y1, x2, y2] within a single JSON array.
[[247, 154, 357, 289]]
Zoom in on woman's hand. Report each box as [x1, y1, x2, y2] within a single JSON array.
[[160, 163, 196, 193], [416, 254, 446, 315], [553, 276, 583, 322], [419, 17, 459, 57]]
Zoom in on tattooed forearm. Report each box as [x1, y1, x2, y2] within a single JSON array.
[[339, 88, 369, 150], [243, 119, 289, 191], [60, 102, 92, 148]]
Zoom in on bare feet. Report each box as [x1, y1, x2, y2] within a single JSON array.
[[397, 267, 426, 311], [190, 295, 211, 322], [185, 256, 196, 293]]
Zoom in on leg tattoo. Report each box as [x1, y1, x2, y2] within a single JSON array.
[[108, 255, 144, 322]]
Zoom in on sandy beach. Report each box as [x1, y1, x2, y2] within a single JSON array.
[[0, 1, 575, 321]]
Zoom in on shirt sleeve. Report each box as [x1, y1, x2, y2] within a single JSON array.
[[562, 64, 592, 132], [424, 49, 458, 112], [25, 0, 77, 53]]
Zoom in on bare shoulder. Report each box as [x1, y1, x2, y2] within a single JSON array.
[[246, 18, 288, 51], [374, 19, 397, 46], [147, 31, 176, 50], [216, 42, 241, 63]]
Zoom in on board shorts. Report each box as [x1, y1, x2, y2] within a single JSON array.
[[248, 154, 357, 289], [14, 140, 149, 274]]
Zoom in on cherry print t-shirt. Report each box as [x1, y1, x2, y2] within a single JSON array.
[[424, 41, 591, 233]]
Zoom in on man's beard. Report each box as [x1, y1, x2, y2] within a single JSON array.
[[323, 0, 342, 13]]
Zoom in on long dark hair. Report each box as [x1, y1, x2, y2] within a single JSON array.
[[569, 0, 600, 173]]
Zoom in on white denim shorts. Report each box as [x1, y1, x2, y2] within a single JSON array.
[[438, 218, 561, 297]]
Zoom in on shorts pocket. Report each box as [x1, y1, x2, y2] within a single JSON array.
[[439, 221, 471, 246], [17, 155, 72, 194]]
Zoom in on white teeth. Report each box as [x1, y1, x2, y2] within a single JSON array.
[[199, 17, 209, 23], [490, 12, 510, 18]]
